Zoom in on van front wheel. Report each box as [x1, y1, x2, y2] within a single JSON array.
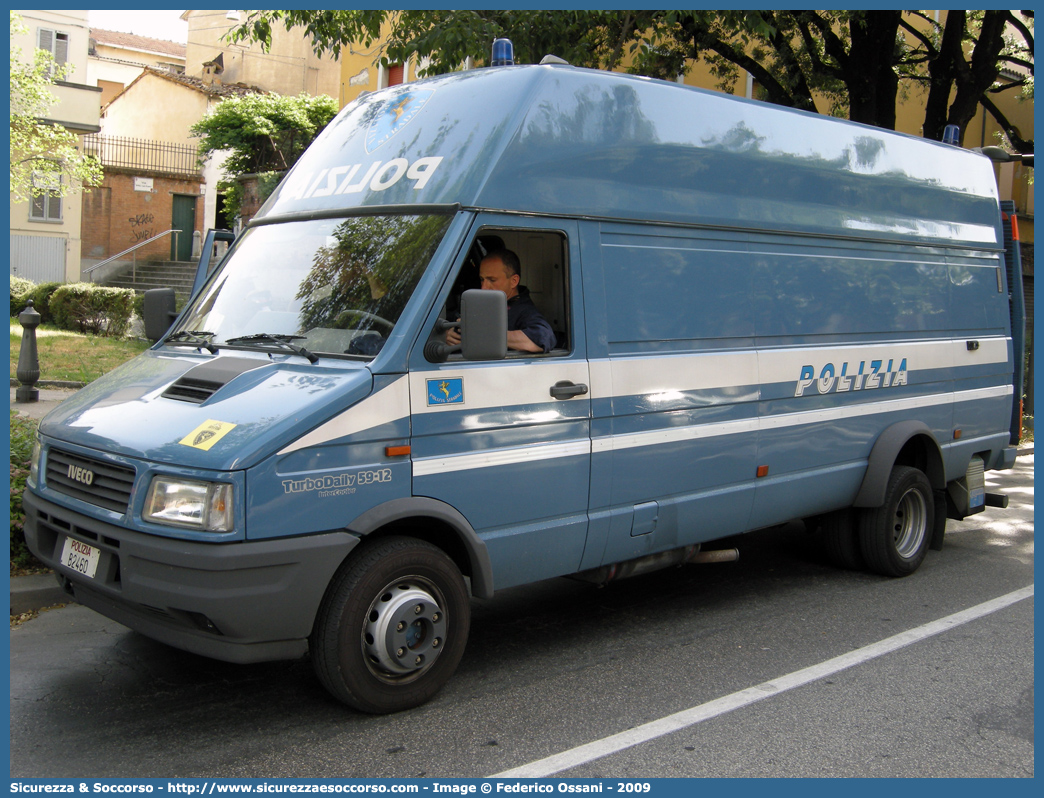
[[858, 466, 933, 577], [310, 536, 471, 714]]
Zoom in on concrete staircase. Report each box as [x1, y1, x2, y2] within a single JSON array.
[[101, 260, 197, 298]]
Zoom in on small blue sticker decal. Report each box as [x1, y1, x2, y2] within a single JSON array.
[[427, 378, 464, 406], [366, 89, 435, 153]]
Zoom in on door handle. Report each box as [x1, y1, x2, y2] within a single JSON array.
[[550, 380, 589, 400]]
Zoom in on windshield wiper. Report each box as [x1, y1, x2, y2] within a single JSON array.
[[164, 330, 218, 354], [223, 333, 319, 364]]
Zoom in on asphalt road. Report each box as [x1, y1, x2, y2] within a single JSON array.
[[10, 455, 1033, 779]]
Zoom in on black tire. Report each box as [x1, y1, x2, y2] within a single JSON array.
[[310, 536, 470, 714], [858, 466, 934, 577], [817, 509, 864, 571]]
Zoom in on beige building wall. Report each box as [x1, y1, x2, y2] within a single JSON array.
[[88, 36, 186, 108], [101, 74, 210, 147], [183, 10, 340, 98], [11, 10, 101, 283]]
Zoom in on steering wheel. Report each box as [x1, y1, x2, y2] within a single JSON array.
[[337, 309, 394, 332]]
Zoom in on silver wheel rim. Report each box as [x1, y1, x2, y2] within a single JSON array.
[[893, 486, 928, 559], [362, 576, 447, 684]]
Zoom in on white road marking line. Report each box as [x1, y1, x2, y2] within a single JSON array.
[[492, 584, 1034, 778]]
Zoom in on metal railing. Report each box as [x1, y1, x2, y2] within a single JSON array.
[[82, 134, 200, 178], [83, 229, 180, 283]]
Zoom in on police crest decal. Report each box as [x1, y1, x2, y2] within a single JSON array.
[[366, 89, 435, 153]]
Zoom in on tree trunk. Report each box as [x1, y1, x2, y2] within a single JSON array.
[[945, 11, 1009, 145], [922, 11, 965, 142], [844, 11, 901, 129]]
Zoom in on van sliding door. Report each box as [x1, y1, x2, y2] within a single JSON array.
[[579, 221, 758, 568]]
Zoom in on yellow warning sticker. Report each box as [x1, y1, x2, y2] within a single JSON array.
[[179, 420, 237, 451]]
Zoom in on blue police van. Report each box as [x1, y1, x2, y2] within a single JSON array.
[[23, 56, 1024, 713]]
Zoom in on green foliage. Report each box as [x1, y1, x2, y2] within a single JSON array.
[[24, 281, 62, 325], [10, 273, 63, 334], [10, 12, 102, 201], [192, 92, 337, 220], [228, 9, 1033, 149], [228, 10, 653, 75], [10, 274, 34, 316], [131, 291, 144, 322], [191, 92, 338, 175], [10, 412, 39, 570], [49, 283, 135, 337]]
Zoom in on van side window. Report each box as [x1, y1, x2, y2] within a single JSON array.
[[437, 229, 570, 359]]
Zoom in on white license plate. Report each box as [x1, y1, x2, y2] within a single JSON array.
[[60, 537, 100, 579]]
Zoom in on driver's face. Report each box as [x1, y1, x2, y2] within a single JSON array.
[[479, 256, 519, 299]]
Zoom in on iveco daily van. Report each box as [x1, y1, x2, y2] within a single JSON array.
[[24, 57, 1023, 713]]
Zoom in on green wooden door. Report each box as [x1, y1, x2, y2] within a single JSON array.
[[171, 195, 196, 261]]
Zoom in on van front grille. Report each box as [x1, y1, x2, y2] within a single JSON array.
[[46, 448, 136, 515]]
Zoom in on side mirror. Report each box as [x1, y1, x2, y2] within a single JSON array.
[[143, 288, 178, 342], [460, 289, 507, 361]]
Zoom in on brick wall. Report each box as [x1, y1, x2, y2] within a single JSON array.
[[81, 169, 203, 263]]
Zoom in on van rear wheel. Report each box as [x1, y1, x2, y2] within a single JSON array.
[[858, 466, 933, 577], [310, 536, 470, 714]]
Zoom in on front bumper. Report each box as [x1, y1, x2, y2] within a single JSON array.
[[23, 490, 360, 663]]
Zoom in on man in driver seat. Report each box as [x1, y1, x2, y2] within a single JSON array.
[[446, 248, 557, 353]]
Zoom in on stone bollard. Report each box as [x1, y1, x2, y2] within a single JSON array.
[[16, 299, 41, 403]]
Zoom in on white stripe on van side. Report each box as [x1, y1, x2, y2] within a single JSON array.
[[413, 385, 1013, 475], [412, 440, 591, 477], [756, 337, 1007, 387], [590, 350, 759, 397], [277, 376, 410, 456], [597, 338, 1008, 400], [406, 339, 987, 415], [593, 385, 1012, 455], [591, 417, 759, 454], [277, 339, 1009, 457], [758, 384, 1012, 431]]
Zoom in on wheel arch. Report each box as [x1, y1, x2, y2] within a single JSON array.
[[853, 421, 945, 508], [346, 497, 494, 599]]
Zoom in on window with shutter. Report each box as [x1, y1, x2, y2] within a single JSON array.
[[37, 27, 69, 72], [29, 171, 63, 222], [54, 31, 69, 65]]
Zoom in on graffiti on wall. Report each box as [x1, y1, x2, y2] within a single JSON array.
[[129, 212, 155, 243]]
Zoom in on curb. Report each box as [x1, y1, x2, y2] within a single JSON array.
[[9, 379, 86, 389], [10, 573, 68, 615]]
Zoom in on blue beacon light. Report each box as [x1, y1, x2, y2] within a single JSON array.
[[491, 38, 514, 67]]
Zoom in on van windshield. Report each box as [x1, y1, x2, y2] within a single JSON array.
[[171, 214, 452, 359]]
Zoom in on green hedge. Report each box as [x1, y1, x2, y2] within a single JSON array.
[[24, 281, 63, 325], [10, 275, 34, 317], [50, 283, 135, 337], [10, 413, 39, 571]]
